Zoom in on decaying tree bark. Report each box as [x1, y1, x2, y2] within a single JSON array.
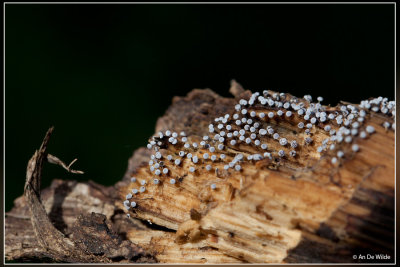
[[5, 81, 394, 263]]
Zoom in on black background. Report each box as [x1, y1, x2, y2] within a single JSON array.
[[5, 4, 395, 211]]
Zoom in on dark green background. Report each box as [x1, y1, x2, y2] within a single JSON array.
[[5, 4, 394, 211]]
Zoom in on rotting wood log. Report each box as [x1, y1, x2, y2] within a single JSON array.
[[5, 81, 395, 263]]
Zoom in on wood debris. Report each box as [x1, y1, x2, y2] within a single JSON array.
[[5, 81, 394, 263]]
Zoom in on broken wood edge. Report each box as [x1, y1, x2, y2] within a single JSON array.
[[5, 126, 156, 263], [6, 84, 394, 263], [23, 127, 110, 263], [118, 86, 395, 263]]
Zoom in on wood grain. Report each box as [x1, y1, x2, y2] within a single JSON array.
[[5, 82, 394, 263]]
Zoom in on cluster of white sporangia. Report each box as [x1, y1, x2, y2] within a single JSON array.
[[123, 91, 395, 211]]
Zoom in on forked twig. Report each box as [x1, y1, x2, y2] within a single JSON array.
[[47, 154, 84, 174]]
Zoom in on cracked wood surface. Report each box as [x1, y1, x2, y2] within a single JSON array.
[[5, 82, 394, 263]]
